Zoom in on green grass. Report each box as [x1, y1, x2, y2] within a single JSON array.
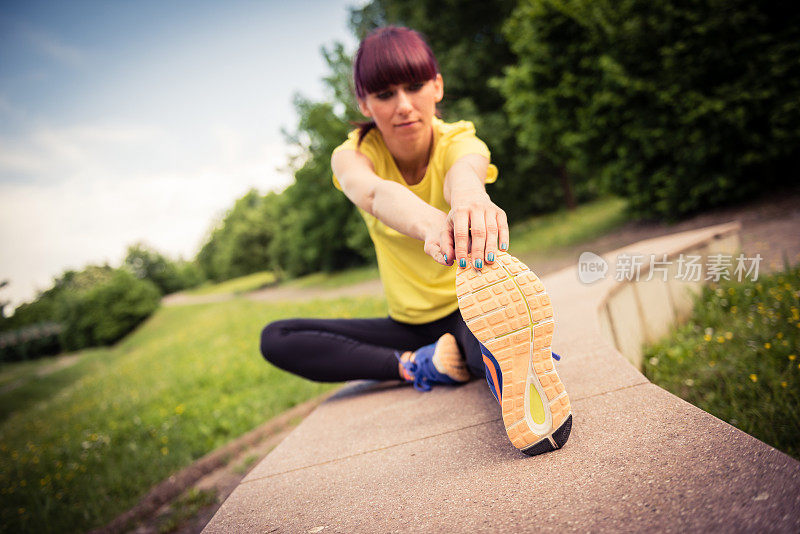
[[509, 196, 629, 254], [0, 295, 388, 533], [182, 271, 277, 296], [0, 357, 54, 390], [643, 265, 800, 460], [284, 264, 380, 290]]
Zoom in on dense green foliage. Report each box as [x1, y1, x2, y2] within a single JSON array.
[[56, 269, 161, 352], [502, 0, 800, 219], [197, 190, 282, 281], [0, 296, 387, 533], [644, 265, 800, 459], [124, 243, 204, 295], [271, 76, 374, 277], [1, 266, 162, 361]]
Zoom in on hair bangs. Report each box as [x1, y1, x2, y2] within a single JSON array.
[[354, 27, 439, 100]]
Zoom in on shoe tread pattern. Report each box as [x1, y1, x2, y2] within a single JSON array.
[[457, 251, 571, 453]]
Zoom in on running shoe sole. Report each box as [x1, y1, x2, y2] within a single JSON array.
[[456, 251, 572, 455]]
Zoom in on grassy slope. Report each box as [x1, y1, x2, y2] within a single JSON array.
[[284, 264, 380, 290], [182, 271, 277, 296], [509, 196, 628, 254], [0, 296, 387, 533], [643, 266, 800, 459]]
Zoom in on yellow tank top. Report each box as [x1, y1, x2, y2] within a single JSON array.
[[332, 117, 498, 324]]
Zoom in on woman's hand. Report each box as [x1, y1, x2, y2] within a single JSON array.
[[422, 212, 453, 266], [446, 190, 509, 270], [440, 154, 509, 270]]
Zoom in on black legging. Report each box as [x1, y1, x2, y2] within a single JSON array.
[[259, 309, 484, 382]]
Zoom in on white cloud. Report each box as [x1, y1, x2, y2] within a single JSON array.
[[0, 121, 294, 307]]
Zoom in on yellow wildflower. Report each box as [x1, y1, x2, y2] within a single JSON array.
[[789, 354, 797, 361], [161, 447, 168, 455], [764, 343, 771, 349], [749, 374, 758, 382], [704, 334, 712, 342], [717, 336, 725, 343], [725, 331, 733, 340], [781, 381, 788, 388], [777, 332, 783, 339]]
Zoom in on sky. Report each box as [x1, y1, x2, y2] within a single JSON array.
[[0, 0, 362, 308]]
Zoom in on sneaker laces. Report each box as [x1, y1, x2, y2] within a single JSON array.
[[404, 353, 437, 392], [397, 342, 456, 392]]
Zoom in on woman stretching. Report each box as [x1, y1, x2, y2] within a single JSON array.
[[260, 26, 571, 456]]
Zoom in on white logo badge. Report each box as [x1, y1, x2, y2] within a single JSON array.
[[578, 252, 608, 284]]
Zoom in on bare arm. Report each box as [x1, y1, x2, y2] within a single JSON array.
[[441, 154, 509, 270], [331, 149, 450, 264]]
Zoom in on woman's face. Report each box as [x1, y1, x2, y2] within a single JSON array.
[[358, 74, 444, 144]]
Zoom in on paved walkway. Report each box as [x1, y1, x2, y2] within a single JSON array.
[[205, 224, 800, 533]]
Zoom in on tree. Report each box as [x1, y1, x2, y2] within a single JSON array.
[[197, 190, 281, 281], [271, 85, 374, 277], [501, 0, 800, 219], [124, 242, 200, 295]]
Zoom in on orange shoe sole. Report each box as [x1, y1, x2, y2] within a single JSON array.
[[456, 251, 572, 455]]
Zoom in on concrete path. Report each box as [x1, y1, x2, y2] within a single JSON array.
[[205, 224, 800, 533]]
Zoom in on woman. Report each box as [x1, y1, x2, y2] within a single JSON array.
[[260, 26, 571, 456]]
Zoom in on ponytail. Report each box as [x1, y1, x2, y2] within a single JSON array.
[[354, 120, 376, 147]]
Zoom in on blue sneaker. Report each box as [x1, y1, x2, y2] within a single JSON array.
[[457, 250, 572, 456], [398, 333, 470, 392]]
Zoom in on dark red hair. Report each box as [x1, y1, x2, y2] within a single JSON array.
[[353, 26, 440, 145]]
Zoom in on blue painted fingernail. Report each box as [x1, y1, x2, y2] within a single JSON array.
[[475, 259, 483, 269], [459, 258, 466, 269], [500, 243, 508, 251], [487, 252, 495, 262], [443, 253, 447, 263]]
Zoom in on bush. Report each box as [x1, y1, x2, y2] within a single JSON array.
[[56, 269, 161, 351], [502, 0, 800, 220], [124, 243, 205, 295], [0, 322, 62, 362]]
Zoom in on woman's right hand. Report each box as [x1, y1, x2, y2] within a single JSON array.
[[422, 212, 453, 266]]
